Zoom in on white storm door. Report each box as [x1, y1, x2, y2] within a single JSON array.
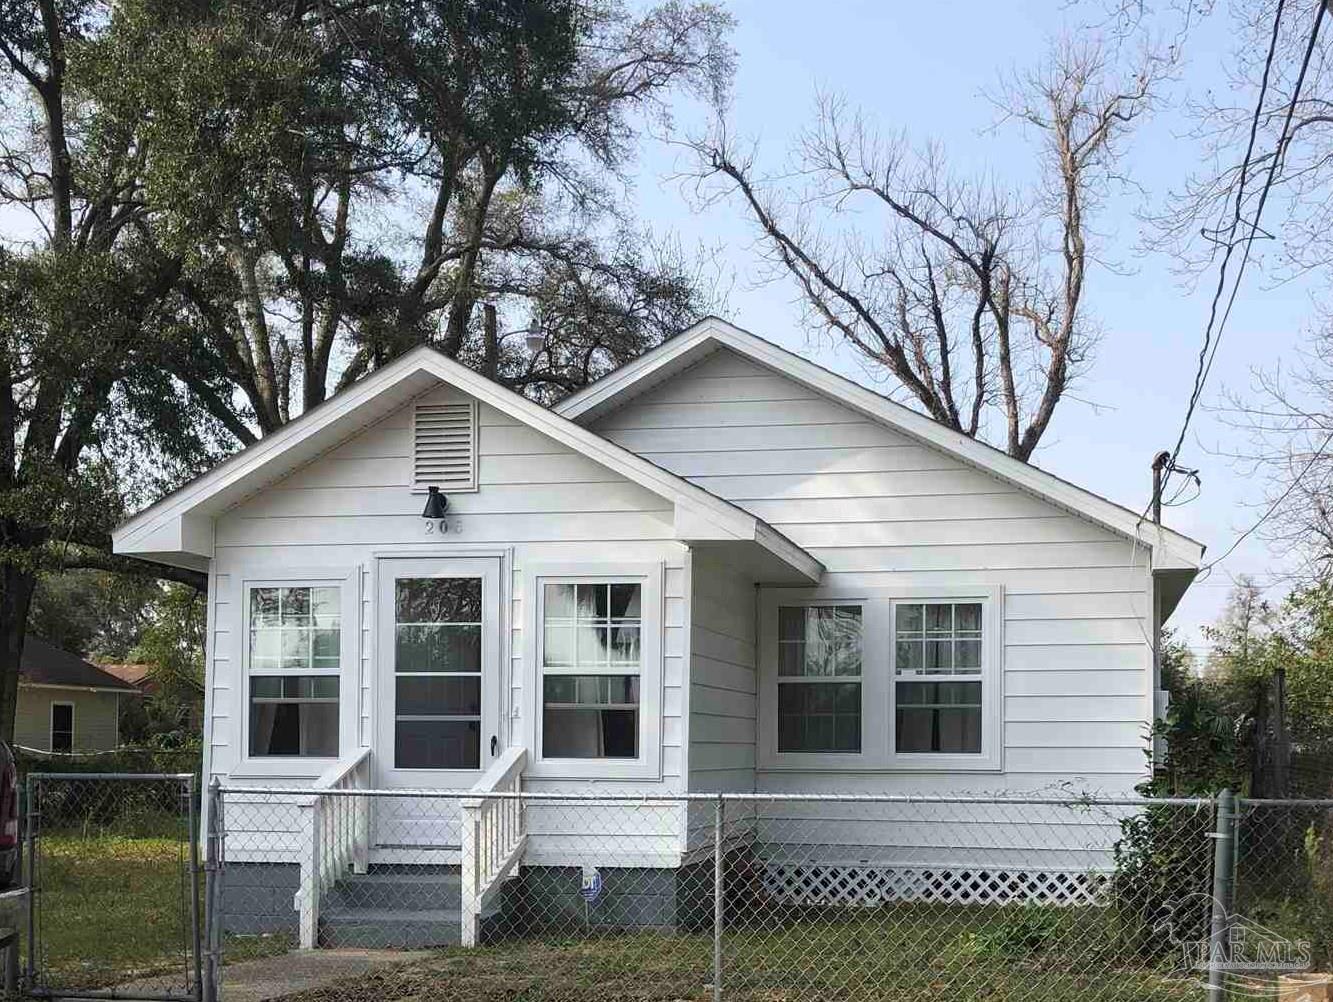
[[374, 557, 501, 848]]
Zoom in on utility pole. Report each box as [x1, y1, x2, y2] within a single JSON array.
[[1151, 451, 1171, 524]]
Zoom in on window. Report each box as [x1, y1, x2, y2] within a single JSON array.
[[50, 703, 73, 753], [393, 576, 483, 769], [541, 582, 641, 758], [776, 605, 862, 753], [894, 601, 983, 754], [248, 585, 341, 758]]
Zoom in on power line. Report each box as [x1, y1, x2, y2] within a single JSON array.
[[1176, 2, 1333, 577], [1197, 426, 1333, 579], [1161, 0, 1289, 486]]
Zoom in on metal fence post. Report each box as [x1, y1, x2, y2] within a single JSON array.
[[186, 775, 203, 1002], [202, 778, 222, 1002], [23, 774, 34, 993], [1207, 788, 1237, 1002], [713, 793, 724, 1002]]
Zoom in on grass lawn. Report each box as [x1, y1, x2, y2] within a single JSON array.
[[32, 833, 198, 991], [273, 913, 1203, 1002], [32, 831, 293, 992]]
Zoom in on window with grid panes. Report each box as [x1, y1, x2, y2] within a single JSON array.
[[776, 605, 863, 753], [893, 601, 983, 754], [248, 585, 340, 757], [541, 582, 641, 758]]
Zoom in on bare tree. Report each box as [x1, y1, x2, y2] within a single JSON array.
[[690, 39, 1163, 461]]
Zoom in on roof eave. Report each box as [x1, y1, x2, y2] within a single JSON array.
[[112, 343, 825, 584]]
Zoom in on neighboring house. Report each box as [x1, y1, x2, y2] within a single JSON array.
[[97, 663, 153, 691], [16, 638, 141, 753], [112, 317, 1204, 944]]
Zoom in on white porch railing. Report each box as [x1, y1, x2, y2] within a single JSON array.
[[296, 747, 372, 949], [459, 746, 527, 947]]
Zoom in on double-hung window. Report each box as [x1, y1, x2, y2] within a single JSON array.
[[763, 588, 1000, 770], [248, 585, 341, 758], [541, 582, 642, 758], [893, 601, 984, 755], [776, 605, 863, 753]]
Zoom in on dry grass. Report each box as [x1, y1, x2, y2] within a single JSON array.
[[273, 918, 1200, 1002]]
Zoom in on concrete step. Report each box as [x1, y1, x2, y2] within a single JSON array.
[[325, 871, 461, 911], [318, 907, 461, 949]]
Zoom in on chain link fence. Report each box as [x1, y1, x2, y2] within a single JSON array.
[[27, 773, 202, 1001], [207, 786, 1333, 1001]]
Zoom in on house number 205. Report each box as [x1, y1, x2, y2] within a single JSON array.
[[424, 519, 459, 535]]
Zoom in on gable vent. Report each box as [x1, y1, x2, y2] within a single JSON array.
[[413, 400, 478, 493]]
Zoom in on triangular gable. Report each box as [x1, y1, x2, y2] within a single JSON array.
[[556, 317, 1204, 574], [113, 345, 822, 582]]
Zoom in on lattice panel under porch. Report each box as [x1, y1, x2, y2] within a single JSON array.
[[760, 863, 1110, 907]]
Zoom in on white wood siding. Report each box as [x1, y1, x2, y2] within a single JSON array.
[[205, 381, 690, 862], [688, 552, 757, 794], [593, 348, 1156, 798]]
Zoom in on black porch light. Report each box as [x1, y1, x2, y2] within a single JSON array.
[[421, 485, 449, 519]]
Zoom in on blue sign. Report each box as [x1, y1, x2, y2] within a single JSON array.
[[579, 865, 603, 903]]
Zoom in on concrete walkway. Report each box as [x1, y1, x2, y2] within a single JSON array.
[[218, 949, 432, 1002], [123, 949, 431, 1002]]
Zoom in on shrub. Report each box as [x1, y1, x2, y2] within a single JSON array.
[[1110, 802, 1215, 959], [959, 905, 1065, 960]]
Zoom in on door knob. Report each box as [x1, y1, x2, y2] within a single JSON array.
[[490, 735, 498, 756]]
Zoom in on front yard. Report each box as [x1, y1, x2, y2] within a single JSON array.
[[32, 834, 194, 990], [31, 832, 287, 992], [270, 915, 1201, 1002], [26, 835, 1209, 1001]]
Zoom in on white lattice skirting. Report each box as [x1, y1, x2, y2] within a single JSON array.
[[761, 862, 1110, 907]]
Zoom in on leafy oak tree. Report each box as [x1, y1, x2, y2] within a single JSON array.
[[0, 0, 733, 743]]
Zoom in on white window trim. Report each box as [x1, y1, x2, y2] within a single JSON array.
[[758, 585, 1003, 773], [49, 700, 74, 753], [231, 567, 361, 779], [523, 562, 663, 781], [374, 554, 503, 779]]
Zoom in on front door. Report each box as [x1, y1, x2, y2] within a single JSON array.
[[374, 556, 501, 850]]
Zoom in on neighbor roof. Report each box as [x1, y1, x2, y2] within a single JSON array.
[[113, 344, 823, 584], [556, 316, 1206, 574], [96, 663, 153, 689], [20, 638, 142, 693]]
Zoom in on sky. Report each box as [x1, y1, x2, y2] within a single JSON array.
[[617, 0, 1322, 654]]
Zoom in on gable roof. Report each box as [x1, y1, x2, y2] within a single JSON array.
[[113, 344, 822, 584], [557, 316, 1205, 574], [20, 637, 141, 692]]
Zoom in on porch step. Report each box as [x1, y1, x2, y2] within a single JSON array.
[[319, 907, 462, 949], [319, 866, 470, 948], [325, 870, 462, 911]]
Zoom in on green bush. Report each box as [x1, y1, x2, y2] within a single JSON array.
[[958, 905, 1065, 959], [18, 746, 202, 839], [15, 744, 201, 780], [1110, 802, 1215, 959]]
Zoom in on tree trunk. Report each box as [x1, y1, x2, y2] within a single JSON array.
[[0, 565, 36, 746]]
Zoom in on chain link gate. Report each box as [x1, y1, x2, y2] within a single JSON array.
[[26, 773, 203, 1001]]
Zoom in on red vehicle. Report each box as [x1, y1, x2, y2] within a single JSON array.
[[0, 743, 17, 888]]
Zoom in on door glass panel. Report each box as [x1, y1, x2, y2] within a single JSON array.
[[394, 577, 483, 769], [395, 720, 480, 771]]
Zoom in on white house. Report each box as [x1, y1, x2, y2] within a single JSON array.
[[113, 317, 1203, 946]]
